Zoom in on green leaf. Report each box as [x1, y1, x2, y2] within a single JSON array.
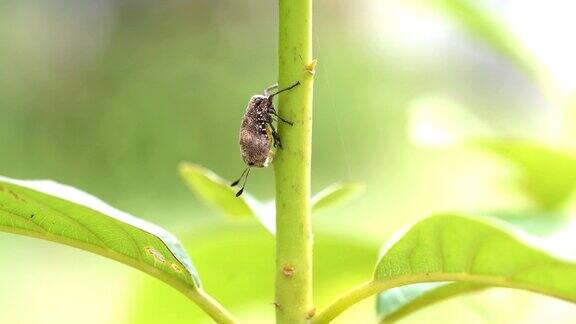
[[375, 209, 574, 323], [179, 162, 257, 219], [245, 182, 365, 235], [0, 175, 199, 288], [476, 141, 576, 210], [422, 0, 542, 83], [313, 214, 576, 323], [312, 182, 365, 213], [179, 162, 275, 233], [373, 214, 576, 322], [0, 175, 238, 323], [179, 163, 364, 234]]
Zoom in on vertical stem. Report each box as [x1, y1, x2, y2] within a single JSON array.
[[275, 0, 314, 323]]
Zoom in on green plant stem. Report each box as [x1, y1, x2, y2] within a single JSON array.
[[312, 279, 443, 323], [312, 281, 381, 324], [183, 288, 239, 324], [313, 271, 576, 323], [274, 0, 315, 323]]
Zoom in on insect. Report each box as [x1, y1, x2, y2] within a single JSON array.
[[231, 81, 300, 196]]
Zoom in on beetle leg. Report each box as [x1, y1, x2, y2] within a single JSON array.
[[268, 122, 283, 149], [235, 168, 251, 197], [231, 167, 249, 187]]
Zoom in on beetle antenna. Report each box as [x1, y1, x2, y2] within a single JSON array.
[[231, 168, 249, 187], [269, 81, 300, 99], [235, 168, 251, 197]]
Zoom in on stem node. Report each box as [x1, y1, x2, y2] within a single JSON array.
[[306, 59, 318, 75], [282, 264, 295, 277], [307, 307, 317, 319]]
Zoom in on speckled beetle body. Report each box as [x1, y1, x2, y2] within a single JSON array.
[[231, 81, 300, 196]]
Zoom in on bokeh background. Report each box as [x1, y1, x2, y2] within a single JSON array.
[[2, 0, 576, 323]]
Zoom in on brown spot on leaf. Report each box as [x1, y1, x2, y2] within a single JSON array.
[[145, 247, 166, 264], [170, 262, 183, 273]]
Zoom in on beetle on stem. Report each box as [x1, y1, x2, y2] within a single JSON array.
[[231, 81, 300, 196]]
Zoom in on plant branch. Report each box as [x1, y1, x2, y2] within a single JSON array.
[[313, 271, 576, 323], [274, 0, 315, 322], [311, 281, 381, 324], [179, 286, 239, 324]]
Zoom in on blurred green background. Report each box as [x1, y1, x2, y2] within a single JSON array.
[[2, 0, 576, 323]]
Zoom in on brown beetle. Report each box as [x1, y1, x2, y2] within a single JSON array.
[[231, 81, 300, 196]]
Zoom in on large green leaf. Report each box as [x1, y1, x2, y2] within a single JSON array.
[[375, 214, 576, 321], [313, 214, 576, 323], [0, 175, 198, 287], [477, 141, 576, 210], [0, 175, 240, 322], [377, 210, 571, 323], [375, 209, 573, 322]]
